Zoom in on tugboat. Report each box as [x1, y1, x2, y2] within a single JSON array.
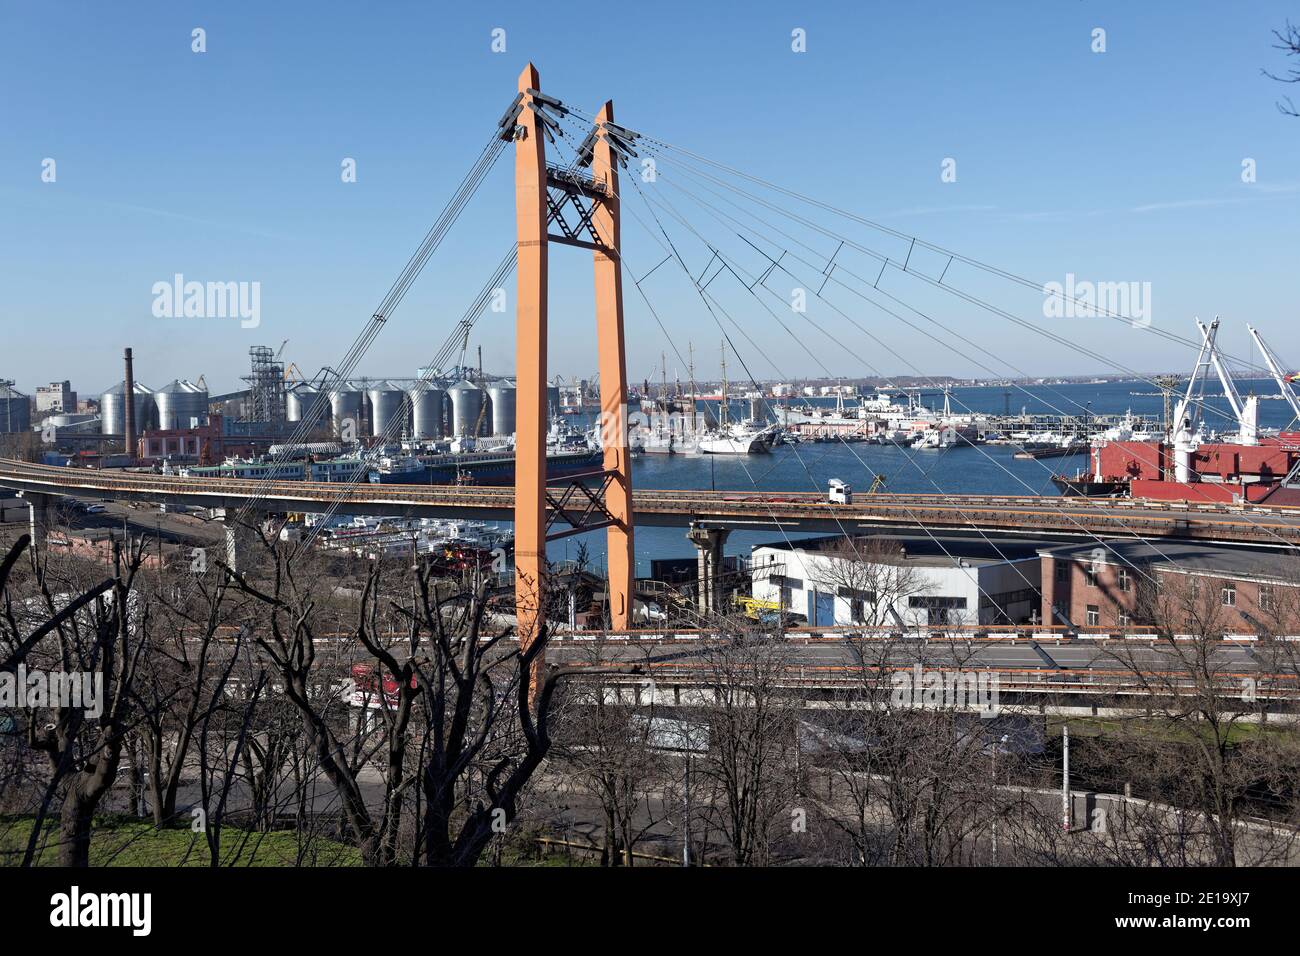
[[1051, 445, 1129, 497]]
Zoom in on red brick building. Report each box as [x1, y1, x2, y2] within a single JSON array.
[[1039, 541, 1300, 634], [136, 414, 230, 464]]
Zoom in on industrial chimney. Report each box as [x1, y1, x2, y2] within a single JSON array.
[[123, 347, 136, 459]]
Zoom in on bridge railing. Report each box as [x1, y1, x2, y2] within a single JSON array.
[[541, 623, 1295, 644]]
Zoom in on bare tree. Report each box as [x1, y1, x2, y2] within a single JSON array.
[[811, 614, 1018, 866], [19, 539, 146, 865], [553, 639, 673, 865], [691, 629, 799, 866], [129, 572, 241, 828], [1098, 572, 1300, 865], [224, 546, 413, 865], [1264, 20, 1300, 116], [227, 538, 635, 867]]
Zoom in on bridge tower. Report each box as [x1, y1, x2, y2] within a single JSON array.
[[512, 64, 635, 674]]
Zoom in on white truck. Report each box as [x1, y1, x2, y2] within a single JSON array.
[[827, 478, 852, 504]]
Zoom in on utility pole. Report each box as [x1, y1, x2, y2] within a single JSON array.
[[687, 341, 698, 435], [719, 339, 729, 427], [1061, 723, 1071, 832], [682, 752, 692, 867]]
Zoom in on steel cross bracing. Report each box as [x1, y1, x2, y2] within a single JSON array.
[[544, 119, 641, 252], [543, 468, 620, 541], [545, 165, 610, 252]]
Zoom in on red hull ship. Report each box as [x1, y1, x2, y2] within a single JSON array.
[[1054, 318, 1300, 506]]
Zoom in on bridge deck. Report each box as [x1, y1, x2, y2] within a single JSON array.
[[3, 458, 1300, 545]]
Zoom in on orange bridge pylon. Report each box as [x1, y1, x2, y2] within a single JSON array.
[[511, 63, 636, 675]]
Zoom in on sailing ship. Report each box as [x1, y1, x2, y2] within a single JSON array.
[[696, 341, 778, 455]]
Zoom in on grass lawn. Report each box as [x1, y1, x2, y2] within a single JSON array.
[[1, 816, 608, 866], [1046, 714, 1294, 745], [0, 815, 362, 867]]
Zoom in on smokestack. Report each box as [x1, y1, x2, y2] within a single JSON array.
[[123, 347, 136, 458]]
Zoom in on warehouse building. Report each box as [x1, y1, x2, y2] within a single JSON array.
[[750, 535, 1042, 627]]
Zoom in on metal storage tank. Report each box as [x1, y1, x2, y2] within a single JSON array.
[[154, 379, 209, 430], [409, 385, 446, 440], [328, 384, 364, 439], [100, 381, 155, 436], [47, 413, 96, 428], [286, 383, 329, 427], [368, 381, 408, 438], [447, 380, 484, 438], [486, 381, 517, 437], [0, 382, 31, 433]]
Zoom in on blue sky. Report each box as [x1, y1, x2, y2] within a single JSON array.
[[1, 0, 1298, 395]]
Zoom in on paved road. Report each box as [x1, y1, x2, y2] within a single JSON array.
[[5, 457, 1300, 546], [545, 632, 1300, 699]]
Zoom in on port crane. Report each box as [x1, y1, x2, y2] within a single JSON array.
[[1175, 317, 1259, 446], [1247, 323, 1300, 487], [1247, 323, 1300, 427]]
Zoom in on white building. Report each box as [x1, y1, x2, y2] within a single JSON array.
[[35, 381, 76, 414], [750, 535, 1042, 627]]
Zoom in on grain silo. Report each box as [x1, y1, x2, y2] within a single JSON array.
[[154, 379, 209, 430], [486, 381, 516, 437], [287, 383, 329, 427], [101, 381, 155, 436], [447, 380, 484, 438], [0, 382, 31, 434], [409, 385, 446, 440], [368, 381, 408, 438], [328, 383, 364, 440]]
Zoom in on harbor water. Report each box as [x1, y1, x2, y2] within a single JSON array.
[[551, 379, 1299, 573]]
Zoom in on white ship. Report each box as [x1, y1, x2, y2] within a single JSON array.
[[629, 406, 701, 455], [1097, 409, 1160, 443], [784, 387, 991, 447], [697, 423, 776, 455], [695, 341, 778, 454]]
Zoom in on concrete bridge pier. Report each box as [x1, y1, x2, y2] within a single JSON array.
[[21, 491, 58, 553], [220, 508, 265, 575], [687, 522, 731, 615]]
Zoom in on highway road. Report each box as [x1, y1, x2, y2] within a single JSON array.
[[5, 457, 1300, 546]]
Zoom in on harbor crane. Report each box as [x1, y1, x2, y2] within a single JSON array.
[[1175, 317, 1259, 446], [1247, 323, 1300, 487], [1247, 323, 1300, 426]]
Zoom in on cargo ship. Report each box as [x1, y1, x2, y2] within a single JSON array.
[[179, 456, 369, 482], [180, 446, 602, 487], [368, 446, 602, 486], [1052, 319, 1300, 505]]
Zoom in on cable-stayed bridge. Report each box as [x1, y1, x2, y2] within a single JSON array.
[[9, 63, 1300, 684]]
